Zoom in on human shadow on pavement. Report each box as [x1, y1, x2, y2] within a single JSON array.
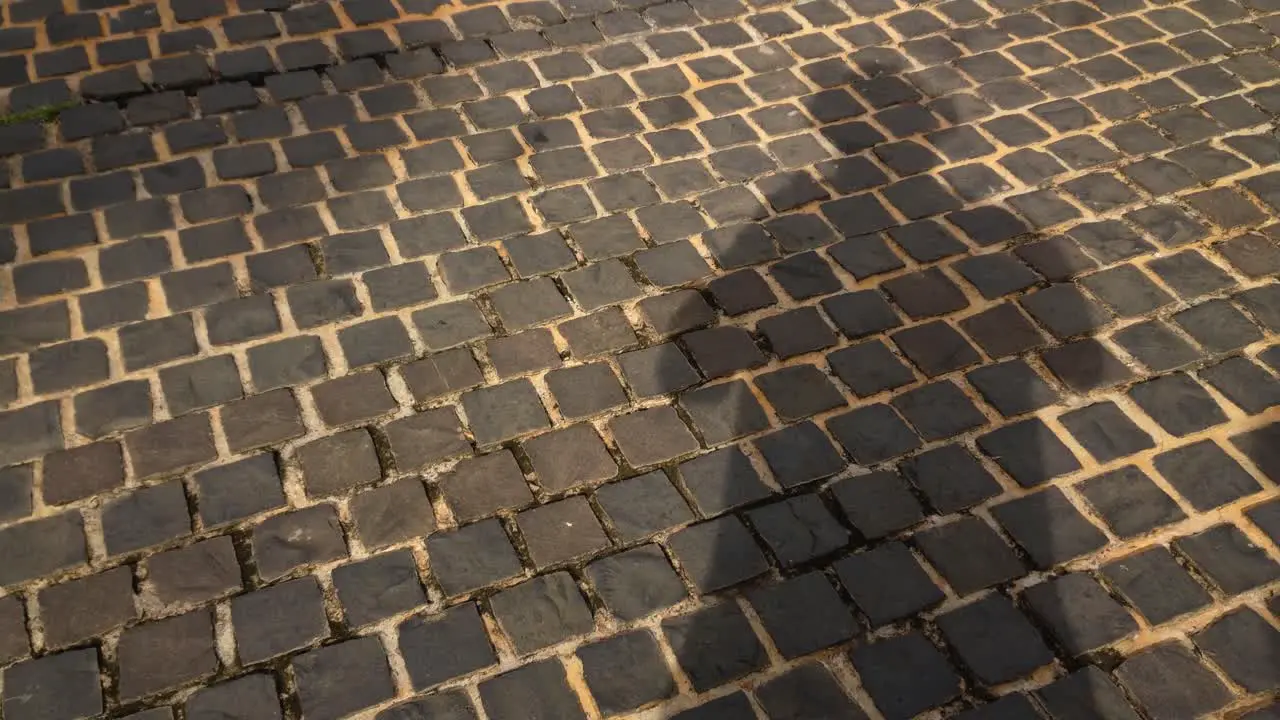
[[646, 69, 1280, 717]]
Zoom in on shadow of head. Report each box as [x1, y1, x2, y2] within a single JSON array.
[[633, 60, 1277, 717]]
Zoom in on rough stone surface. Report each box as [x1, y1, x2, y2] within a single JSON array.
[[40, 569, 137, 649], [231, 576, 329, 664], [0, 2, 1276, 716], [2, 649, 103, 720], [398, 603, 496, 691], [116, 610, 218, 701]]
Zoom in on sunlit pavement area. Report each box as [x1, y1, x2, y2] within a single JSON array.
[[0, 0, 1279, 716]]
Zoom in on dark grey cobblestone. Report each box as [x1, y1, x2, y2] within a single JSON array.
[[1, 0, 1279, 716]]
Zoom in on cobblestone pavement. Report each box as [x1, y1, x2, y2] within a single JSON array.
[[2, 0, 1280, 715]]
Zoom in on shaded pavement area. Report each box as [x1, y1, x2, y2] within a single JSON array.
[[1, 0, 1280, 716]]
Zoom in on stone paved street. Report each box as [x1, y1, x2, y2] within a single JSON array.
[[1, 0, 1279, 715]]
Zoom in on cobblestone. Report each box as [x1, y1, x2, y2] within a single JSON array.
[[231, 576, 329, 664], [117, 610, 217, 701], [3, 649, 103, 720], [490, 571, 594, 653], [663, 603, 768, 692], [578, 630, 677, 715], [852, 631, 962, 718], [146, 536, 241, 607], [40, 567, 136, 648], [292, 637, 396, 720], [398, 603, 496, 690], [747, 572, 858, 657], [1, 0, 1279, 715], [185, 674, 282, 720]]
